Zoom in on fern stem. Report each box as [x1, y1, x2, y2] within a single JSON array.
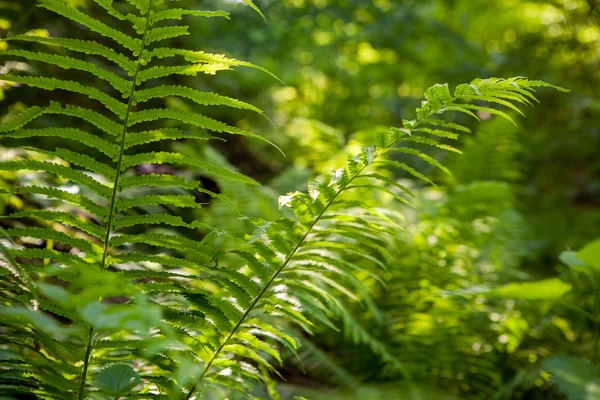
[[77, 327, 94, 399], [77, 5, 153, 399]]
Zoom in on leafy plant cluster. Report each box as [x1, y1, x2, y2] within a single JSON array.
[[0, 0, 575, 399]]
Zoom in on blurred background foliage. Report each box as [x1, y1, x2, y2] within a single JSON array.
[[1, 0, 599, 398]]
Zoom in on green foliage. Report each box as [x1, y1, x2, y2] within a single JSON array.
[[0, 0, 571, 399]]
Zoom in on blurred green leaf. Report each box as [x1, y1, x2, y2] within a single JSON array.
[[545, 356, 600, 400], [560, 250, 586, 269], [579, 239, 600, 271], [489, 279, 572, 300]]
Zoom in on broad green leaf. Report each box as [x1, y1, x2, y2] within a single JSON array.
[[578, 239, 600, 271], [489, 278, 572, 300], [93, 363, 141, 395]]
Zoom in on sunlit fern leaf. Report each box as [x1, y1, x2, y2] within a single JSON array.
[[0, 35, 137, 72], [133, 85, 263, 113], [150, 9, 230, 23], [145, 25, 189, 44], [0, 50, 131, 93]]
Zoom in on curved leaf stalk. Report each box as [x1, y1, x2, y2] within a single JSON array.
[[182, 112, 444, 399], [77, 4, 153, 399]]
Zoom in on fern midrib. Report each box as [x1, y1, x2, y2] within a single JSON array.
[[183, 122, 439, 398], [77, 5, 153, 399]]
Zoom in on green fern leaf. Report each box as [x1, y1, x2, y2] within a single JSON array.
[[54, 148, 117, 180], [136, 63, 231, 82], [356, 173, 416, 196], [115, 194, 202, 212], [0, 160, 112, 198], [422, 118, 471, 133], [127, 109, 276, 149], [144, 48, 281, 82], [389, 147, 452, 176], [46, 102, 122, 136], [0, 105, 44, 133], [3, 210, 104, 238], [111, 214, 213, 230], [0, 75, 127, 116], [145, 26, 189, 44], [397, 136, 462, 154], [4, 128, 119, 158], [124, 128, 215, 149], [150, 9, 230, 23], [0, 35, 136, 73], [109, 252, 208, 272], [134, 85, 263, 113], [120, 152, 259, 185], [109, 233, 216, 259], [118, 173, 199, 191], [38, 0, 142, 53], [1, 186, 109, 220], [239, 0, 266, 21], [5, 227, 101, 255], [374, 160, 436, 186], [0, 50, 131, 93], [413, 127, 459, 140]]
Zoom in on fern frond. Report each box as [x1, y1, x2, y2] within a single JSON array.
[[115, 194, 202, 212], [397, 136, 462, 154], [0, 105, 45, 133], [5, 227, 101, 255], [133, 85, 263, 114], [0, 75, 127, 116], [124, 128, 215, 149], [3, 210, 104, 238], [0, 50, 131, 93], [144, 48, 281, 82], [127, 109, 274, 147], [145, 26, 189, 44], [38, 0, 142, 53], [1, 186, 109, 220], [388, 147, 452, 176], [0, 35, 136, 73], [4, 129, 119, 158], [53, 148, 117, 180], [183, 78, 564, 398], [150, 9, 230, 23], [239, 0, 266, 21], [109, 233, 216, 259], [0, 160, 113, 198], [46, 102, 122, 136], [120, 152, 259, 185], [109, 252, 208, 272], [135, 63, 231, 82], [111, 214, 211, 230], [118, 173, 199, 191]]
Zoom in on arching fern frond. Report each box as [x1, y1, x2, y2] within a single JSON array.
[[182, 78, 565, 398]]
